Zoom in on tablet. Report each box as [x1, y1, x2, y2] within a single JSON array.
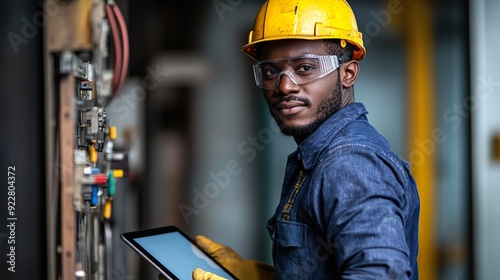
[[121, 226, 238, 280]]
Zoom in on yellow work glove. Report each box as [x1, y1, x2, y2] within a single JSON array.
[[192, 267, 226, 280], [191, 235, 274, 280]]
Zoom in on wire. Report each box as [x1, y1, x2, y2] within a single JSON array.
[[113, 3, 129, 94], [105, 3, 121, 95], [105, 2, 129, 98]]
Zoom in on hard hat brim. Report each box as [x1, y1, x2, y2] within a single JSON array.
[[241, 36, 366, 61]]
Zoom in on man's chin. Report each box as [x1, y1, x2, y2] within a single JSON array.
[[272, 112, 323, 141], [278, 121, 322, 141], [277, 121, 306, 136]]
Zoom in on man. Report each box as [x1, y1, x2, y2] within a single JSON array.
[[191, 0, 420, 279]]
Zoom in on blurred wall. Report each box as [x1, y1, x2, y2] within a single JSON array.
[[0, 2, 46, 279], [470, 0, 500, 279]]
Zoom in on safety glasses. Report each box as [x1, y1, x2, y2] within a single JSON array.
[[253, 54, 341, 90]]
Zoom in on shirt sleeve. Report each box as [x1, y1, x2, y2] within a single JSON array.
[[312, 144, 412, 280]]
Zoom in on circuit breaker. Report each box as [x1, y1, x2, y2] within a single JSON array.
[[44, 0, 130, 279]]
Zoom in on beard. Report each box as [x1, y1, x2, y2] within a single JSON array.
[[271, 75, 342, 142]]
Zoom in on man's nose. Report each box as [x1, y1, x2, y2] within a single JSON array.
[[276, 72, 300, 94]]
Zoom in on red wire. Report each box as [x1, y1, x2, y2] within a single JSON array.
[[113, 3, 129, 95], [105, 3, 122, 94]]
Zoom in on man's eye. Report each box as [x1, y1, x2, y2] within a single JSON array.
[[264, 68, 278, 77], [295, 65, 316, 76], [297, 65, 314, 72]]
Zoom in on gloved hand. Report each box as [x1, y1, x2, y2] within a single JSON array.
[[192, 267, 226, 280], [191, 235, 274, 280]]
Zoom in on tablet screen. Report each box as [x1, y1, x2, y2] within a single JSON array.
[[129, 230, 236, 279]]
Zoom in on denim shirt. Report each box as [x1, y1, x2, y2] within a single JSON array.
[[267, 102, 420, 280]]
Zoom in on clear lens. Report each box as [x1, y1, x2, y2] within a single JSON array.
[[253, 54, 341, 90]]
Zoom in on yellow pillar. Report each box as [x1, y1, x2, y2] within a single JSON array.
[[404, 1, 437, 279]]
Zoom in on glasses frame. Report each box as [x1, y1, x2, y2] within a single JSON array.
[[252, 54, 342, 90]]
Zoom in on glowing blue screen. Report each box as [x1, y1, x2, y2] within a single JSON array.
[[135, 232, 234, 279]]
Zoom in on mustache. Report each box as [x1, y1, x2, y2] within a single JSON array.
[[271, 95, 311, 109]]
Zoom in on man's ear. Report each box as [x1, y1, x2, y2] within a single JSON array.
[[340, 60, 359, 88]]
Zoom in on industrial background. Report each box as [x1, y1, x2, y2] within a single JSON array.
[[1, 0, 499, 279]]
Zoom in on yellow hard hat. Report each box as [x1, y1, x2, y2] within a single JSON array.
[[241, 0, 366, 61]]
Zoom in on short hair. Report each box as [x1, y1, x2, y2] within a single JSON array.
[[323, 39, 356, 63]]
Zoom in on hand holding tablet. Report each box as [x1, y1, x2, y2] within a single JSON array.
[[121, 226, 238, 280]]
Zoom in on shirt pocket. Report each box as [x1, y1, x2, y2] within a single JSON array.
[[275, 220, 313, 279]]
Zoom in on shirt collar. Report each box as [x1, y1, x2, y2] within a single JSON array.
[[295, 102, 368, 170]]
